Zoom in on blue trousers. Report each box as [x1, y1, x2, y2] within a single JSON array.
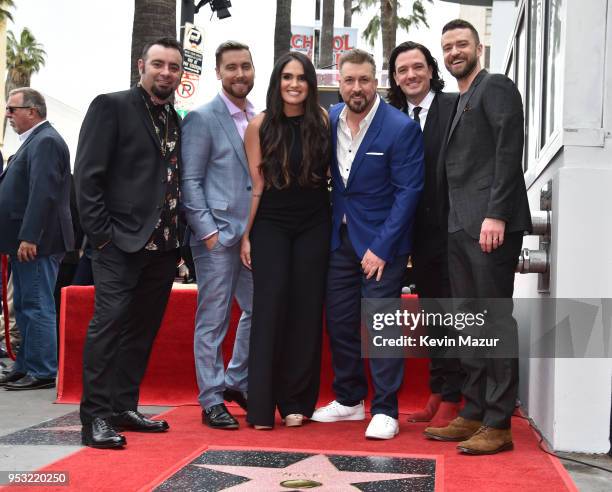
[[326, 226, 407, 418], [11, 254, 62, 379]]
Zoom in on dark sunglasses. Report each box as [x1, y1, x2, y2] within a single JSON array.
[[6, 106, 33, 114]]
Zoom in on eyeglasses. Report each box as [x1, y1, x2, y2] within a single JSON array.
[[5, 106, 33, 114]]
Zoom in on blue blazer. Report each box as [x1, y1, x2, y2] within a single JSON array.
[[0, 121, 73, 256], [330, 99, 424, 262]]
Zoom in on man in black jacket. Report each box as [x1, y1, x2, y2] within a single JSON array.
[[75, 37, 183, 449], [387, 41, 464, 428], [0, 88, 73, 390]]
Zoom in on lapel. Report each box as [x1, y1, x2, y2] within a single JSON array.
[[330, 105, 343, 191], [211, 95, 249, 173], [345, 99, 384, 190], [1, 122, 50, 181], [446, 69, 488, 144], [129, 86, 164, 153], [422, 94, 439, 143]]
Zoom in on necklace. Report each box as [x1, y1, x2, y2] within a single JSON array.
[[141, 94, 169, 158]]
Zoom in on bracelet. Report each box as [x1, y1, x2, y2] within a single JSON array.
[[252, 193, 262, 197]]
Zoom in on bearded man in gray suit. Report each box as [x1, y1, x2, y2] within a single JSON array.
[[181, 41, 255, 429]]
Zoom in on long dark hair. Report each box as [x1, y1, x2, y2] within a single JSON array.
[[387, 41, 445, 110], [259, 51, 330, 189]]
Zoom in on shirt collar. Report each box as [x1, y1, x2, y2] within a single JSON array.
[[219, 90, 255, 117], [407, 90, 435, 113], [18, 120, 46, 143], [339, 94, 381, 130]]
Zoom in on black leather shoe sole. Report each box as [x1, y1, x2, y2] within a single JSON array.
[[81, 435, 126, 449], [5, 380, 55, 391], [203, 419, 239, 430], [112, 422, 169, 433]]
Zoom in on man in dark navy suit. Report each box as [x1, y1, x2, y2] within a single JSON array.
[[311, 49, 424, 440], [0, 88, 73, 390]]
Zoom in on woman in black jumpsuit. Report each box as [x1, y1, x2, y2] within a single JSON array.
[[241, 52, 330, 429]]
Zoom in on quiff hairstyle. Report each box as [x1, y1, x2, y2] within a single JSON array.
[[338, 49, 376, 77], [215, 40, 252, 68]]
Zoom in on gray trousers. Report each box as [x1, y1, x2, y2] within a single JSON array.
[[192, 241, 253, 410]]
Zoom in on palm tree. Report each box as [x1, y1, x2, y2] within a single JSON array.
[[319, 0, 335, 68], [0, 0, 14, 145], [130, 0, 176, 86], [344, 0, 353, 27], [5, 28, 46, 97], [356, 0, 431, 69], [274, 0, 292, 63]]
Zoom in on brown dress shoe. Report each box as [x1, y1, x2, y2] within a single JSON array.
[[424, 416, 482, 441], [457, 426, 514, 455]]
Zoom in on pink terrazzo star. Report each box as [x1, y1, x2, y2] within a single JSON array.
[[195, 454, 431, 491]]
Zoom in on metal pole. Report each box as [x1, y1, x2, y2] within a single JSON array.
[[180, 0, 195, 44]]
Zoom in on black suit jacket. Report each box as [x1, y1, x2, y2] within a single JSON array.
[[74, 87, 180, 252], [0, 121, 74, 256], [440, 70, 532, 238], [414, 92, 458, 237]]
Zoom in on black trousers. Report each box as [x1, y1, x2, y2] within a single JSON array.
[[412, 232, 464, 402], [79, 244, 176, 424], [247, 216, 330, 427], [447, 229, 523, 429]]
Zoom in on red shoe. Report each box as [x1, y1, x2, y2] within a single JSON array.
[[406, 394, 442, 422], [429, 401, 461, 428]]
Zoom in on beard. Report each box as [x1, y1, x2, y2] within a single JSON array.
[[448, 53, 479, 80], [151, 83, 175, 101], [345, 93, 372, 114], [222, 80, 253, 100]]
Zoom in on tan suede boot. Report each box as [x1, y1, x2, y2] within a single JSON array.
[[423, 416, 482, 441], [457, 426, 514, 455]]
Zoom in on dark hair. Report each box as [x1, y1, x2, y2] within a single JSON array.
[[141, 37, 183, 60], [259, 51, 330, 190], [387, 41, 445, 110], [339, 49, 376, 77], [215, 40, 252, 68], [442, 19, 481, 45], [9, 87, 46, 118]]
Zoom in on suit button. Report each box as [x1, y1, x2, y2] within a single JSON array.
[[246, 185, 252, 191]]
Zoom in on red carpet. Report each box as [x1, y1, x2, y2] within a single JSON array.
[[57, 286, 431, 410], [5, 406, 577, 492]]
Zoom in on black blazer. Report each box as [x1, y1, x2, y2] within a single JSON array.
[[74, 87, 180, 252], [0, 121, 74, 256], [414, 91, 458, 236], [439, 70, 532, 238]]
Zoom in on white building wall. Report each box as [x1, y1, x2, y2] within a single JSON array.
[[502, 0, 612, 452]]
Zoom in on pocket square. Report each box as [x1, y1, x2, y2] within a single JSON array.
[[366, 152, 384, 156]]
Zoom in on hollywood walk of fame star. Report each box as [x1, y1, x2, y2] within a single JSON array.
[[194, 454, 431, 491], [34, 426, 81, 432]]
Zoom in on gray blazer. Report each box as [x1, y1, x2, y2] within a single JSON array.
[[181, 94, 252, 247], [440, 70, 532, 238]]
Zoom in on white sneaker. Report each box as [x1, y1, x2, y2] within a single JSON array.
[[310, 400, 366, 422], [365, 414, 399, 439]]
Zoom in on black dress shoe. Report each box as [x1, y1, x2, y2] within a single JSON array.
[[223, 388, 248, 411], [111, 410, 169, 432], [4, 374, 55, 390], [203, 403, 239, 429], [82, 418, 126, 449], [0, 370, 26, 386]]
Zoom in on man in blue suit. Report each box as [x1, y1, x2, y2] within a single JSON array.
[[181, 41, 255, 429], [311, 50, 424, 439], [0, 88, 73, 390]]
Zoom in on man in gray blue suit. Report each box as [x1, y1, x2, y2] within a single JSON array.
[[181, 41, 255, 429]]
